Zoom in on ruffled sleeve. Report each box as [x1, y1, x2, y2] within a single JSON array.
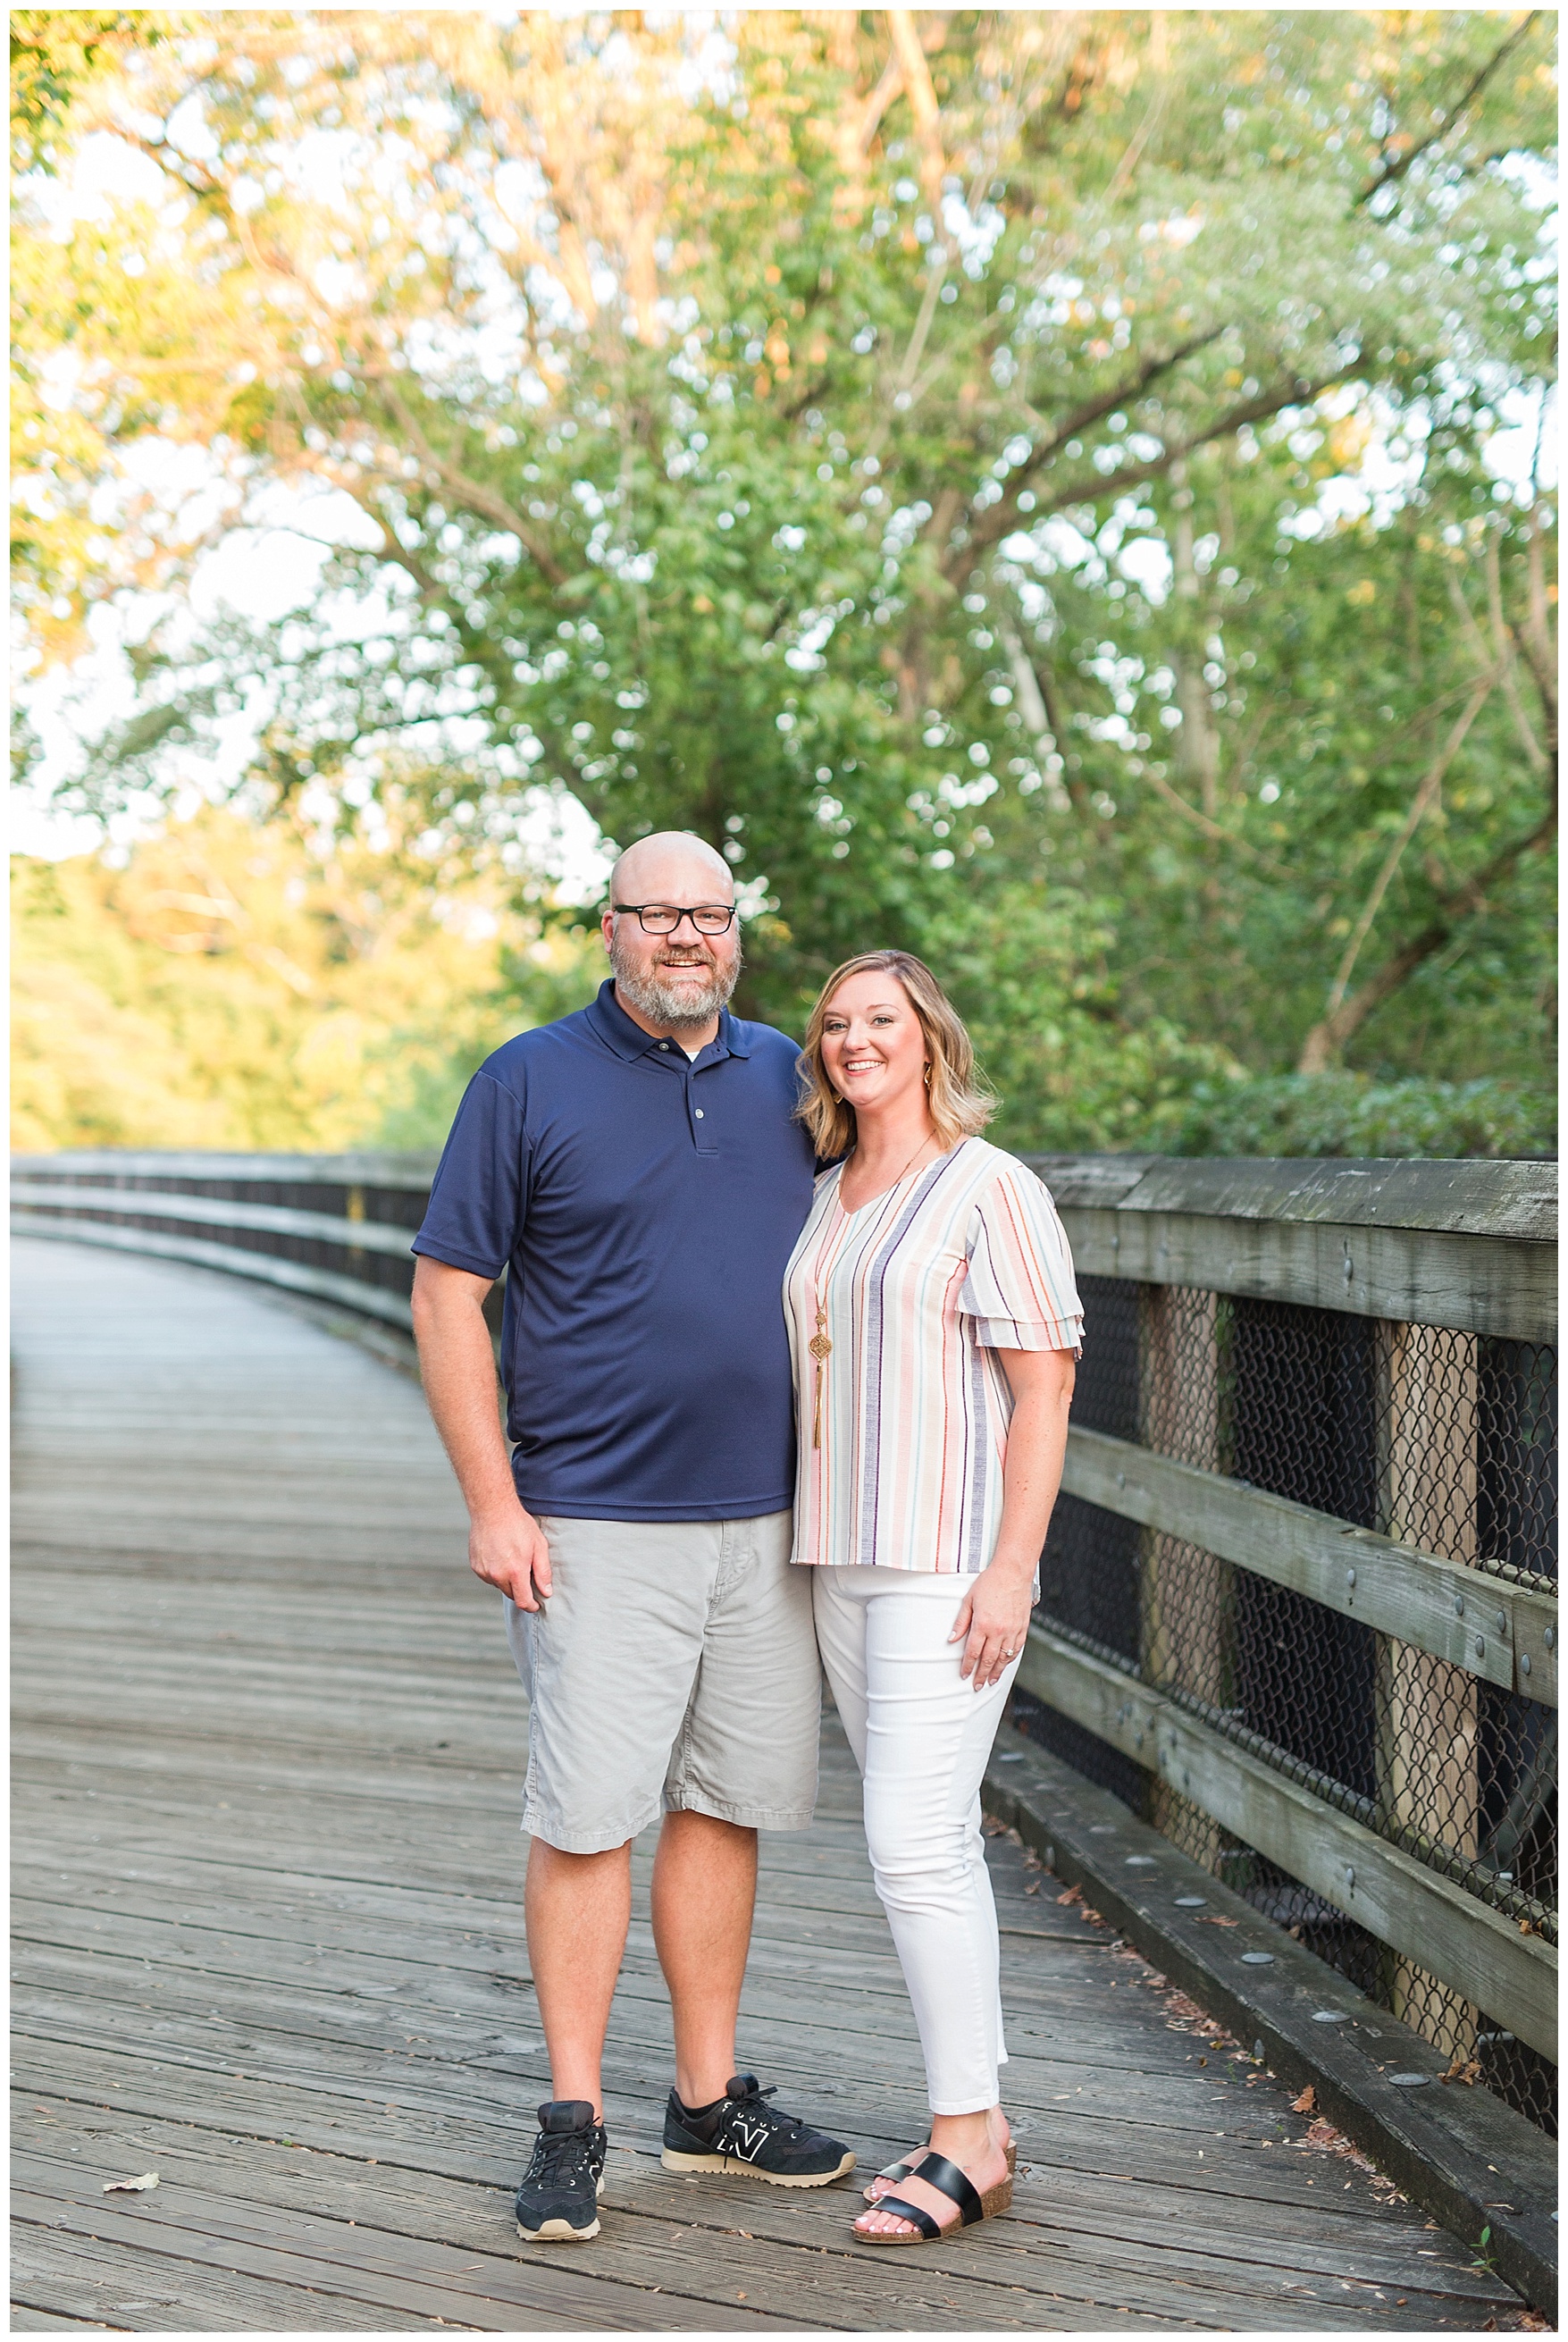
[[959, 1157, 1084, 1354]]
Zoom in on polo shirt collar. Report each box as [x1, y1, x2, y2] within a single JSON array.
[[585, 978, 751, 1062]]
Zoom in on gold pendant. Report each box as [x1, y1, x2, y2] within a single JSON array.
[[809, 1311, 831, 1447]]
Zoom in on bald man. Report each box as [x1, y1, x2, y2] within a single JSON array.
[[412, 832, 851, 2242]]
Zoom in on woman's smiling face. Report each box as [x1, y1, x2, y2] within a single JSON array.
[[818, 970, 929, 1119]]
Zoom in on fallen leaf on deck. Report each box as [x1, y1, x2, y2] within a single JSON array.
[[1293, 2086, 1315, 2113], [1442, 2053, 1481, 2086], [104, 2172, 159, 2193], [1195, 1915, 1239, 1927]]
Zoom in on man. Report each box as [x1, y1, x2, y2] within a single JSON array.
[[410, 831, 851, 2244]]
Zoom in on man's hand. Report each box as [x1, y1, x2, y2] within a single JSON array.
[[412, 1256, 553, 1606], [470, 1501, 554, 1611]]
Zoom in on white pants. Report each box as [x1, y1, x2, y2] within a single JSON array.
[[812, 1564, 1023, 2116]]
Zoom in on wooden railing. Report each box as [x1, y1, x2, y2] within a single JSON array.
[[12, 1149, 436, 1330], [13, 1148, 1558, 2111]]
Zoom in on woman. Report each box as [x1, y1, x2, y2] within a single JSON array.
[[784, 950, 1081, 2247]]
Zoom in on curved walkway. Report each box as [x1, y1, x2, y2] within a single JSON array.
[[11, 1238, 1530, 2331]]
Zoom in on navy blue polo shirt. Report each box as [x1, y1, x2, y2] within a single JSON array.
[[412, 979, 817, 1521]]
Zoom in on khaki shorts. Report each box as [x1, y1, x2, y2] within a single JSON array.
[[504, 1509, 820, 1854]]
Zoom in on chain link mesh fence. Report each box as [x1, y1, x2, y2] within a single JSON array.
[[1018, 1272, 1558, 2136]]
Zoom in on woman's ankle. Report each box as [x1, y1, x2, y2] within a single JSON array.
[[928, 2107, 1002, 2169]]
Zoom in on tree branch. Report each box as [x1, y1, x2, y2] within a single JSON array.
[[1296, 802, 1557, 1070], [329, 480, 442, 603], [994, 327, 1222, 499], [380, 385, 566, 588], [847, 50, 908, 174], [1103, 25, 1169, 203], [1355, 13, 1540, 207], [961, 360, 1355, 565], [935, 330, 1226, 571], [996, 616, 1086, 811], [1509, 508, 1558, 762], [1139, 761, 1290, 873], [1447, 547, 1547, 774], [122, 130, 309, 291], [885, 11, 947, 213], [1319, 676, 1495, 1022]]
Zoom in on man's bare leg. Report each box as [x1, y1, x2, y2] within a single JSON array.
[[651, 1810, 758, 2107], [525, 1838, 633, 2115]]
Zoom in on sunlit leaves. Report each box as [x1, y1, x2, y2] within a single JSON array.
[[13, 7, 1557, 1131]]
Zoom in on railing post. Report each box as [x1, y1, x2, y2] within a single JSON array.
[[1139, 1283, 1228, 1869], [1375, 1321, 1481, 2063]]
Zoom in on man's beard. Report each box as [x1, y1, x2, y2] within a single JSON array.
[[608, 931, 742, 1029]]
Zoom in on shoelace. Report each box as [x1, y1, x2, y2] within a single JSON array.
[[530, 2128, 598, 2185], [727, 2085, 806, 2139]]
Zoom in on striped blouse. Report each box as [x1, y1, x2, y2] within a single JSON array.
[[784, 1137, 1083, 1574]]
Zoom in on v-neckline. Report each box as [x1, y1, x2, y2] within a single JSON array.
[[833, 1143, 955, 1221]]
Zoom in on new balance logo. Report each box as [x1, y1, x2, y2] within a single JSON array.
[[728, 2120, 771, 2161]]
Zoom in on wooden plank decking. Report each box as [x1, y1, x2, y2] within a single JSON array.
[[11, 1237, 1537, 2332]]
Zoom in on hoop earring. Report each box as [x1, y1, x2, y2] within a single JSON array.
[[922, 1064, 932, 1086]]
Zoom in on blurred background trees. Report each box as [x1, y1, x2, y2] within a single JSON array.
[[11, 9, 1556, 1154], [10, 800, 598, 1149]]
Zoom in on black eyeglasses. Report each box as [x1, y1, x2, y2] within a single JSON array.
[[611, 902, 737, 936]]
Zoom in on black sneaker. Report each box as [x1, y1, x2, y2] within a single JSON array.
[[515, 2099, 608, 2240], [661, 2072, 854, 2187]]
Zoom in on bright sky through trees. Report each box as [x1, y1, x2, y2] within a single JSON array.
[[10, 10, 1558, 1155]]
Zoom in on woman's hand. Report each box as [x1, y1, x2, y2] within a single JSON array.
[[948, 1344, 1076, 1691], [949, 1562, 1035, 1691]]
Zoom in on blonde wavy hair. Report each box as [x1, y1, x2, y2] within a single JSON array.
[[796, 950, 996, 1160]]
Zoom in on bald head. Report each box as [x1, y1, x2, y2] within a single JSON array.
[[601, 828, 742, 1040], [608, 830, 733, 907]]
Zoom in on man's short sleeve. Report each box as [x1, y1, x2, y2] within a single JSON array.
[[411, 1070, 530, 1280], [959, 1160, 1084, 1355]]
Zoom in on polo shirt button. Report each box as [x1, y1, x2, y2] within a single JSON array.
[[660, 1042, 670, 1050], [694, 1108, 705, 1119]]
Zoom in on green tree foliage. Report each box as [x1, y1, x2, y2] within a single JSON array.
[[14, 11, 1557, 1152]]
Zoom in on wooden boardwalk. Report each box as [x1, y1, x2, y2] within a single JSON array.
[[11, 1237, 1535, 2332]]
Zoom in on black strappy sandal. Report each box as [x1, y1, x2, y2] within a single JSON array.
[[854, 2148, 1012, 2246], [862, 2138, 1016, 2204]]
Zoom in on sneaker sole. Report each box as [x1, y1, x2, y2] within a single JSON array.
[[661, 2147, 856, 2187]]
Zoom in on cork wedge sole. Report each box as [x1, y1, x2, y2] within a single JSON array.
[[862, 2139, 1015, 2205], [855, 2154, 1013, 2247]]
